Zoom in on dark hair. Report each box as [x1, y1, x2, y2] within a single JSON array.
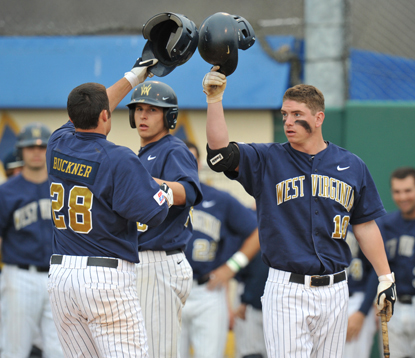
[[390, 167, 415, 184], [283, 84, 325, 114], [183, 140, 199, 160], [67, 83, 110, 130]]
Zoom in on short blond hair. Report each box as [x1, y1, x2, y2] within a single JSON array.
[[283, 84, 325, 114]]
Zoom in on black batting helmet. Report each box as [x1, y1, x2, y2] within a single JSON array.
[[16, 123, 51, 148], [141, 12, 199, 77], [198, 12, 256, 76], [127, 81, 179, 130]]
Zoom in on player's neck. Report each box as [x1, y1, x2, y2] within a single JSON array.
[[21, 166, 48, 183], [140, 130, 169, 148], [290, 138, 327, 155]]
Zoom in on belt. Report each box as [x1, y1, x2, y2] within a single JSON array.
[[196, 274, 210, 285], [289, 271, 346, 287], [50, 255, 118, 268], [165, 249, 183, 256], [17, 264, 50, 273], [398, 295, 413, 304]]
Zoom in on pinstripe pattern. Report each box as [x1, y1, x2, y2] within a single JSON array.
[[180, 281, 228, 358], [234, 304, 266, 358], [47, 255, 149, 358], [262, 268, 349, 358], [136, 250, 193, 358], [1, 264, 63, 358]]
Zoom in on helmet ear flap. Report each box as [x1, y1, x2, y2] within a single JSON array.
[[129, 107, 136, 129], [164, 107, 179, 130]]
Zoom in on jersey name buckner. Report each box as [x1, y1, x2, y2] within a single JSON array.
[[276, 174, 354, 212]]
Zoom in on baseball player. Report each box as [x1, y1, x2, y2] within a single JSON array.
[[233, 250, 269, 358], [2, 149, 24, 179], [180, 141, 260, 358], [46, 58, 173, 358], [344, 228, 378, 358], [127, 82, 203, 358], [202, 66, 396, 358], [375, 166, 415, 358], [0, 123, 63, 358]]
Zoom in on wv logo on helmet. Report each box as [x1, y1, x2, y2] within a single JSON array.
[[141, 84, 152, 96]]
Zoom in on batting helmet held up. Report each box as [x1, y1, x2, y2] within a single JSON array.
[[16, 123, 51, 148], [141, 12, 199, 77], [198, 12, 256, 76], [127, 81, 179, 130]]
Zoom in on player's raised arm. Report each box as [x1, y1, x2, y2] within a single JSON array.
[[106, 58, 158, 112], [204, 66, 229, 149]]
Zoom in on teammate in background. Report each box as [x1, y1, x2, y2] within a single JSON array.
[[127, 82, 203, 358], [232, 251, 268, 358], [344, 228, 378, 358], [202, 66, 396, 358], [375, 166, 415, 358], [2, 149, 24, 178], [0, 123, 63, 358], [180, 141, 260, 358], [47, 58, 171, 357]]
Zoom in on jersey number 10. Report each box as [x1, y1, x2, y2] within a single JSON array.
[[50, 183, 93, 234], [332, 215, 350, 239]]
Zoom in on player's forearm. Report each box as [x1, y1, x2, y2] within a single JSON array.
[[106, 78, 133, 113], [153, 178, 186, 206], [238, 228, 260, 261], [353, 221, 391, 276], [206, 102, 230, 149]]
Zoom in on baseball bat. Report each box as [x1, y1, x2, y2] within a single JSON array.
[[380, 308, 390, 358]]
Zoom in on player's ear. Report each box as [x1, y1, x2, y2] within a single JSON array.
[[315, 111, 325, 128]]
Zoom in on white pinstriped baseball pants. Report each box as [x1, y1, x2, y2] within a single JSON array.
[[47, 255, 149, 358], [1, 264, 63, 358], [136, 250, 193, 358], [180, 281, 228, 358], [262, 268, 349, 358]]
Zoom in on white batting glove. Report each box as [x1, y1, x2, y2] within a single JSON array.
[[376, 273, 396, 322], [202, 66, 227, 103], [159, 183, 174, 208], [124, 58, 158, 88]]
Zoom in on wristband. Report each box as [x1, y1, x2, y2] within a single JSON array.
[[378, 272, 395, 282], [124, 71, 140, 88], [226, 251, 249, 273]]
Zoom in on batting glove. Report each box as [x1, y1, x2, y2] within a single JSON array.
[[160, 183, 174, 208], [202, 66, 227, 103], [376, 272, 396, 322], [124, 58, 158, 88]]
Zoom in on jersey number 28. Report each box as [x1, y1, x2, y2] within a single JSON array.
[[50, 183, 93, 234]]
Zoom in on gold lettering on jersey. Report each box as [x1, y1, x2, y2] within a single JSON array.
[[192, 210, 221, 242], [276, 176, 305, 205], [311, 175, 354, 211], [14, 202, 38, 230], [53, 157, 93, 178], [141, 84, 152, 96]]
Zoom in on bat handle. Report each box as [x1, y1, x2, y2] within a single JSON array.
[[380, 308, 390, 358]]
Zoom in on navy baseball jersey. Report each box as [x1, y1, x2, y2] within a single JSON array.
[[185, 183, 257, 280], [136, 135, 202, 251], [46, 121, 169, 263], [376, 211, 415, 296], [0, 174, 52, 266], [346, 228, 378, 315], [226, 141, 386, 275]]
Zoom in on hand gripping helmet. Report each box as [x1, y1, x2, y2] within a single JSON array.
[[127, 81, 179, 130], [16, 123, 51, 148], [141, 12, 199, 77], [198, 12, 256, 76]]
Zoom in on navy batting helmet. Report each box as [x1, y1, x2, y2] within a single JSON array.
[[198, 12, 256, 76], [127, 81, 179, 130], [141, 12, 199, 77], [16, 123, 51, 148], [3, 149, 24, 170]]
